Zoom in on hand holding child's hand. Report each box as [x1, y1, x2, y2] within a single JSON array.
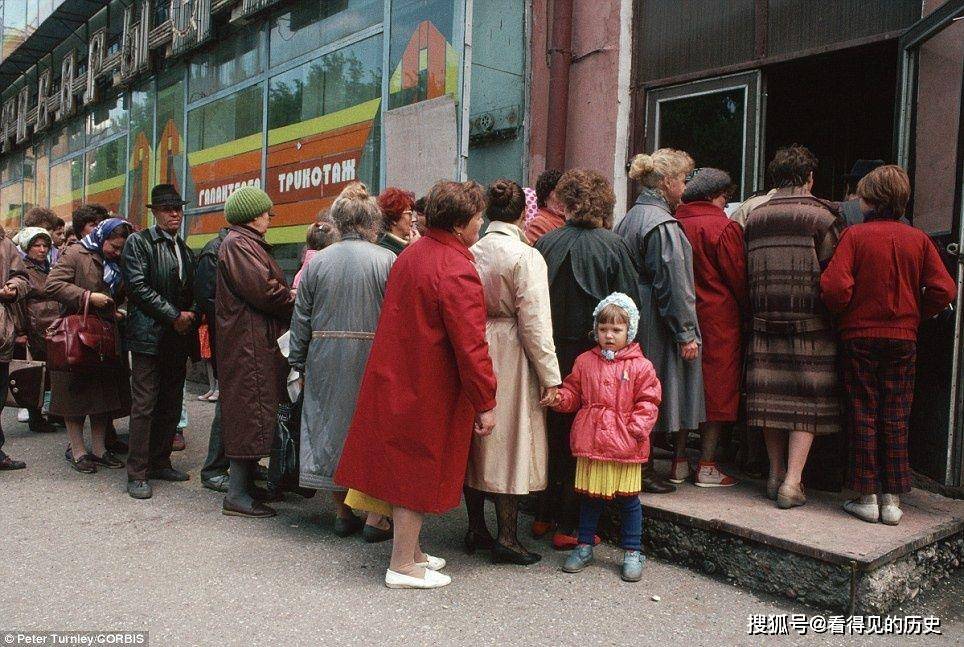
[[474, 409, 496, 437], [540, 386, 560, 407], [679, 340, 699, 361]]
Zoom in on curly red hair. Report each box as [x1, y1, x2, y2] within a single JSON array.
[[377, 187, 416, 227]]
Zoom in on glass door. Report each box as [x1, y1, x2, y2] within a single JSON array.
[[896, 0, 964, 486], [644, 71, 761, 201]]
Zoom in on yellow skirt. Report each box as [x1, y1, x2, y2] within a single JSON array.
[[574, 457, 642, 499], [344, 489, 393, 518]]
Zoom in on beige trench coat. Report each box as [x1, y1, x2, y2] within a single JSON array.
[[465, 221, 561, 494]]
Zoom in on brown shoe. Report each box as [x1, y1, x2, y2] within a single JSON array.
[[69, 454, 98, 474], [222, 497, 276, 518], [776, 482, 806, 509], [642, 461, 677, 494], [171, 432, 186, 452]]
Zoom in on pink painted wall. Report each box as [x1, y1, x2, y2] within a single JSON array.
[[527, 1, 625, 186]]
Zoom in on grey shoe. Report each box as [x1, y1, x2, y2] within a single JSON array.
[[880, 493, 903, 526], [202, 474, 230, 493], [146, 467, 190, 482], [127, 479, 153, 499], [621, 550, 645, 582], [562, 544, 593, 573]]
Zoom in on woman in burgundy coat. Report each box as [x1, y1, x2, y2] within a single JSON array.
[[335, 180, 497, 590], [674, 168, 748, 487]]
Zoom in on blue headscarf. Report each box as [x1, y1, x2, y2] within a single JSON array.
[[80, 218, 130, 295]]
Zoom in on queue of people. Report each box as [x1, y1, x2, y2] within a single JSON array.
[[0, 144, 956, 592]]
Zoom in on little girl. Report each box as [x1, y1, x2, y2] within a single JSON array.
[[551, 292, 661, 582]]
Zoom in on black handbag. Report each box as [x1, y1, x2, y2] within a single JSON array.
[[6, 347, 46, 409], [266, 395, 314, 498]]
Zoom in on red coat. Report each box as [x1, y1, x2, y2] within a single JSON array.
[[553, 343, 661, 464], [675, 201, 749, 421], [334, 229, 497, 514], [820, 220, 957, 340]]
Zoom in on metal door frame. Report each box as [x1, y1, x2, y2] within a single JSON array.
[[895, 0, 964, 486]]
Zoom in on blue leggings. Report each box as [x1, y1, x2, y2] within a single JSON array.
[[577, 495, 642, 551]]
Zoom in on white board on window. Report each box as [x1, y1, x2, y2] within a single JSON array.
[[384, 95, 459, 197]]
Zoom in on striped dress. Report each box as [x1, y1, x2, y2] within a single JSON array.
[[744, 190, 844, 435]]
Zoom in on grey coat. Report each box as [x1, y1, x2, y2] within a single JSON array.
[[288, 235, 395, 490], [615, 192, 706, 434]]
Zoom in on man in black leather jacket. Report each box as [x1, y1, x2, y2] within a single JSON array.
[[195, 227, 230, 491], [121, 184, 198, 500]]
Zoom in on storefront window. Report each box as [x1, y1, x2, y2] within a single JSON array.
[[87, 94, 128, 146], [50, 119, 85, 160], [388, 0, 461, 110], [156, 69, 185, 191], [269, 0, 381, 68], [188, 26, 265, 102], [85, 135, 127, 216], [265, 35, 381, 241], [186, 83, 263, 228], [0, 149, 22, 183], [0, 181, 22, 232], [48, 157, 83, 218], [128, 82, 154, 228]]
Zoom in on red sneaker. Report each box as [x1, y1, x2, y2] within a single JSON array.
[[531, 520, 555, 538], [552, 532, 601, 551], [694, 461, 737, 488]]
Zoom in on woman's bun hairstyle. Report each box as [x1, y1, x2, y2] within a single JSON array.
[[628, 154, 656, 181]]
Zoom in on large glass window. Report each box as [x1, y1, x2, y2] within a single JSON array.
[[128, 82, 154, 228], [155, 69, 185, 191], [265, 35, 381, 241], [87, 94, 128, 146], [269, 0, 381, 67], [85, 136, 127, 215], [0, 181, 22, 233], [188, 26, 265, 102], [388, 0, 460, 110], [186, 83, 263, 224], [50, 120, 85, 160], [49, 157, 84, 218]]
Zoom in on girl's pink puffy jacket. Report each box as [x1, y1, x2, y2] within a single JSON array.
[[552, 343, 661, 464]]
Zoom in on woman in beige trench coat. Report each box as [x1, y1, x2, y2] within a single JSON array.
[[464, 179, 561, 565]]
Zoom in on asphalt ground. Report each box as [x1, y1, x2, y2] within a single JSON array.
[[0, 389, 960, 646]]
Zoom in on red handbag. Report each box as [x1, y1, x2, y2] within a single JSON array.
[[46, 291, 120, 372]]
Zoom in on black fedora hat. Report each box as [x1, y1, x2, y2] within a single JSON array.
[[844, 159, 885, 184], [147, 183, 188, 208]]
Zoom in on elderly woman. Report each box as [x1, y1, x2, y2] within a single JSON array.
[[463, 179, 561, 565], [674, 169, 749, 487], [376, 187, 419, 255], [335, 180, 497, 590], [216, 187, 296, 518], [288, 183, 395, 540], [534, 169, 639, 550], [12, 227, 60, 434], [745, 145, 843, 509], [45, 218, 133, 473], [616, 149, 704, 491]]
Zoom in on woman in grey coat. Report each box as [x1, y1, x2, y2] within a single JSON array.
[[288, 183, 395, 541], [615, 149, 706, 487]]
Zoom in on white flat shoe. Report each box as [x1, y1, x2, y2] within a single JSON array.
[[415, 554, 446, 571], [385, 568, 451, 589], [880, 494, 902, 526], [843, 498, 879, 523]]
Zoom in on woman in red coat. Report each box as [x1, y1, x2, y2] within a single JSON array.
[[673, 168, 748, 487], [335, 180, 497, 590]]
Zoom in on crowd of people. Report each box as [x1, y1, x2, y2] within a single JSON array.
[[0, 143, 956, 590]]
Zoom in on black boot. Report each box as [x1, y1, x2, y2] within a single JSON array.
[[27, 409, 56, 434], [642, 461, 677, 494]]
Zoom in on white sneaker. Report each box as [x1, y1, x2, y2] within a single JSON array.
[[17, 408, 29, 423], [880, 494, 903, 526], [843, 495, 879, 523], [668, 458, 691, 484], [415, 554, 446, 571], [385, 568, 451, 589]]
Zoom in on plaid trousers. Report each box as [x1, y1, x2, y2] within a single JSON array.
[[842, 338, 917, 495]]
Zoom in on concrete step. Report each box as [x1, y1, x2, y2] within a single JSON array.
[[640, 459, 964, 613]]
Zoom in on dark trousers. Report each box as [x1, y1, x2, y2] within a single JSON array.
[[0, 362, 8, 455], [578, 495, 642, 551], [127, 349, 188, 481], [843, 338, 917, 495], [201, 400, 228, 480]]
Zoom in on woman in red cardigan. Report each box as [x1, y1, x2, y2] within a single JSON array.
[[334, 180, 497, 589], [820, 165, 956, 526]]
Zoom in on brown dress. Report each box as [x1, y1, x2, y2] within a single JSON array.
[[744, 189, 843, 435], [215, 225, 295, 460], [44, 244, 132, 418]]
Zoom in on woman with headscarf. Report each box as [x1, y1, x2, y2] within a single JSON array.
[[46, 218, 133, 474], [616, 149, 705, 490], [11, 227, 60, 433], [288, 183, 395, 540]]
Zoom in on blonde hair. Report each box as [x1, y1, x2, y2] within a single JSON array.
[[330, 182, 381, 239], [628, 148, 694, 189], [595, 303, 630, 327], [857, 165, 911, 217]]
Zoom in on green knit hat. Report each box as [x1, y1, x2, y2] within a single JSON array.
[[224, 186, 273, 225]]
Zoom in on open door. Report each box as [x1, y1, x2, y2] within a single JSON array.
[[896, 0, 964, 487], [644, 71, 762, 201]]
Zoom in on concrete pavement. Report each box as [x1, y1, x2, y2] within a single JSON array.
[[0, 393, 960, 646]]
